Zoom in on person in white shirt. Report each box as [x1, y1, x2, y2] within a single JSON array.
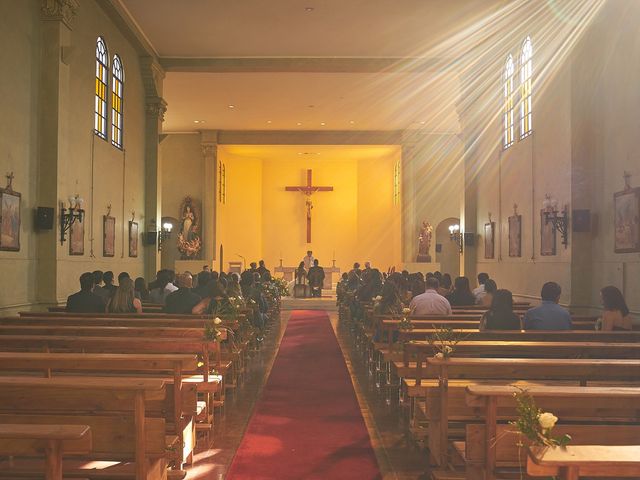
[[473, 272, 490, 303], [303, 250, 314, 271], [410, 277, 452, 315]]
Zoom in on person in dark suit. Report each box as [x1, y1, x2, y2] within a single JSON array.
[[165, 273, 201, 314], [307, 259, 326, 298], [66, 272, 106, 313]]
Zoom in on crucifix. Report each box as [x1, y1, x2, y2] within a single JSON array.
[[285, 169, 334, 243]]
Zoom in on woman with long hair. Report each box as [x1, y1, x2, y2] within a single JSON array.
[[446, 276, 476, 306], [108, 277, 142, 313], [600, 285, 632, 331], [192, 280, 229, 315], [437, 273, 453, 296], [478, 279, 497, 307], [479, 289, 521, 330], [134, 277, 149, 302]]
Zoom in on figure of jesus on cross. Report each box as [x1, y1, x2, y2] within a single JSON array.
[[286, 169, 333, 243]]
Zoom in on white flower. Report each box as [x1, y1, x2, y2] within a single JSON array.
[[213, 317, 222, 325], [402, 307, 411, 315], [538, 412, 558, 430], [444, 345, 453, 354], [228, 296, 236, 301], [434, 352, 444, 359], [374, 296, 382, 301]]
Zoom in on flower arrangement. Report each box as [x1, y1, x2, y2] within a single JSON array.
[[427, 327, 467, 359], [511, 388, 571, 448], [271, 277, 290, 298], [203, 317, 224, 342], [398, 307, 413, 331]]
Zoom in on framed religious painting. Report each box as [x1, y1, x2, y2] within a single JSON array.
[[69, 218, 84, 255], [614, 187, 640, 253], [103, 215, 115, 257], [540, 210, 556, 256], [128, 221, 138, 258], [508, 214, 522, 257], [484, 222, 495, 259], [0, 187, 21, 251]]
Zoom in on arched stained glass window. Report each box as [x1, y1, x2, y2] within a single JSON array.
[[94, 37, 109, 140], [503, 55, 515, 149], [111, 54, 124, 149], [520, 36, 533, 138]]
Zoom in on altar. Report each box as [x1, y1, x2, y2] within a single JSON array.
[[274, 262, 340, 289]]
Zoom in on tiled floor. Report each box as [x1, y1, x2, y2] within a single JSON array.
[[185, 300, 429, 479]]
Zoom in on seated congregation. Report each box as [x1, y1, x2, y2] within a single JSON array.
[[338, 262, 639, 480], [0, 260, 285, 480]]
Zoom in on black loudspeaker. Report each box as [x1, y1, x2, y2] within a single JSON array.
[[35, 207, 54, 230], [464, 233, 475, 246], [144, 232, 157, 246]]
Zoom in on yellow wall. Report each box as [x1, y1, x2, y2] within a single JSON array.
[[217, 153, 263, 269], [217, 147, 402, 273]]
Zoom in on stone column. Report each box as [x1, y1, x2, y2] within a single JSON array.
[[140, 56, 166, 280], [200, 130, 218, 266], [143, 96, 167, 280], [36, 0, 78, 304]]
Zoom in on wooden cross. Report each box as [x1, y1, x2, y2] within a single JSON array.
[[285, 169, 334, 243]]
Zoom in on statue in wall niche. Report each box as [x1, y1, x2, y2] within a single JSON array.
[[177, 196, 202, 259], [416, 221, 433, 263]]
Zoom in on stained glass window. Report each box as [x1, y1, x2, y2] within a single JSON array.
[[111, 54, 124, 149], [520, 36, 533, 139], [94, 37, 109, 140], [503, 54, 515, 149]]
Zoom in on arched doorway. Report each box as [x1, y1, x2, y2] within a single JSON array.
[[435, 217, 460, 277]]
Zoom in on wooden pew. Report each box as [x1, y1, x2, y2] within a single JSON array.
[[415, 358, 640, 466], [462, 385, 640, 480], [0, 424, 92, 480], [527, 445, 640, 479], [397, 328, 640, 344], [22, 311, 211, 319], [0, 352, 199, 466], [403, 340, 640, 365], [0, 377, 169, 480]]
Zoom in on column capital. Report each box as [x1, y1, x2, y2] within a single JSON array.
[[201, 144, 218, 157], [41, 0, 79, 29], [145, 97, 168, 121]]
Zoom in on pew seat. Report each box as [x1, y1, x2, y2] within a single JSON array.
[[527, 445, 640, 479], [0, 424, 92, 480]]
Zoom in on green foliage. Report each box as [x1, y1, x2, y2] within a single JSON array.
[[427, 327, 467, 359], [511, 387, 572, 448]]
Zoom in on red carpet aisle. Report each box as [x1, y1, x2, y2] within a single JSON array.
[[226, 310, 381, 480]]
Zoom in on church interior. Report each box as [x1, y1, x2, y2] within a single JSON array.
[[0, 0, 639, 479]]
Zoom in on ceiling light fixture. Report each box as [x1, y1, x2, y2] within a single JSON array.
[[420, 121, 426, 125], [228, 105, 235, 109], [266, 120, 272, 124], [349, 120, 355, 124], [320, 122, 326, 126], [297, 122, 302, 126], [193, 120, 205, 124], [305, 7, 314, 12]]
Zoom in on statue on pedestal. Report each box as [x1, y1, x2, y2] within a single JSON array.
[[416, 221, 433, 263]]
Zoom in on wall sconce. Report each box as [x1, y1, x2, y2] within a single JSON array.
[[448, 224, 464, 253], [60, 194, 84, 245], [543, 194, 569, 248]]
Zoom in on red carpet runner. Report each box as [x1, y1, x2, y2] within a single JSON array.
[[227, 310, 381, 479]]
